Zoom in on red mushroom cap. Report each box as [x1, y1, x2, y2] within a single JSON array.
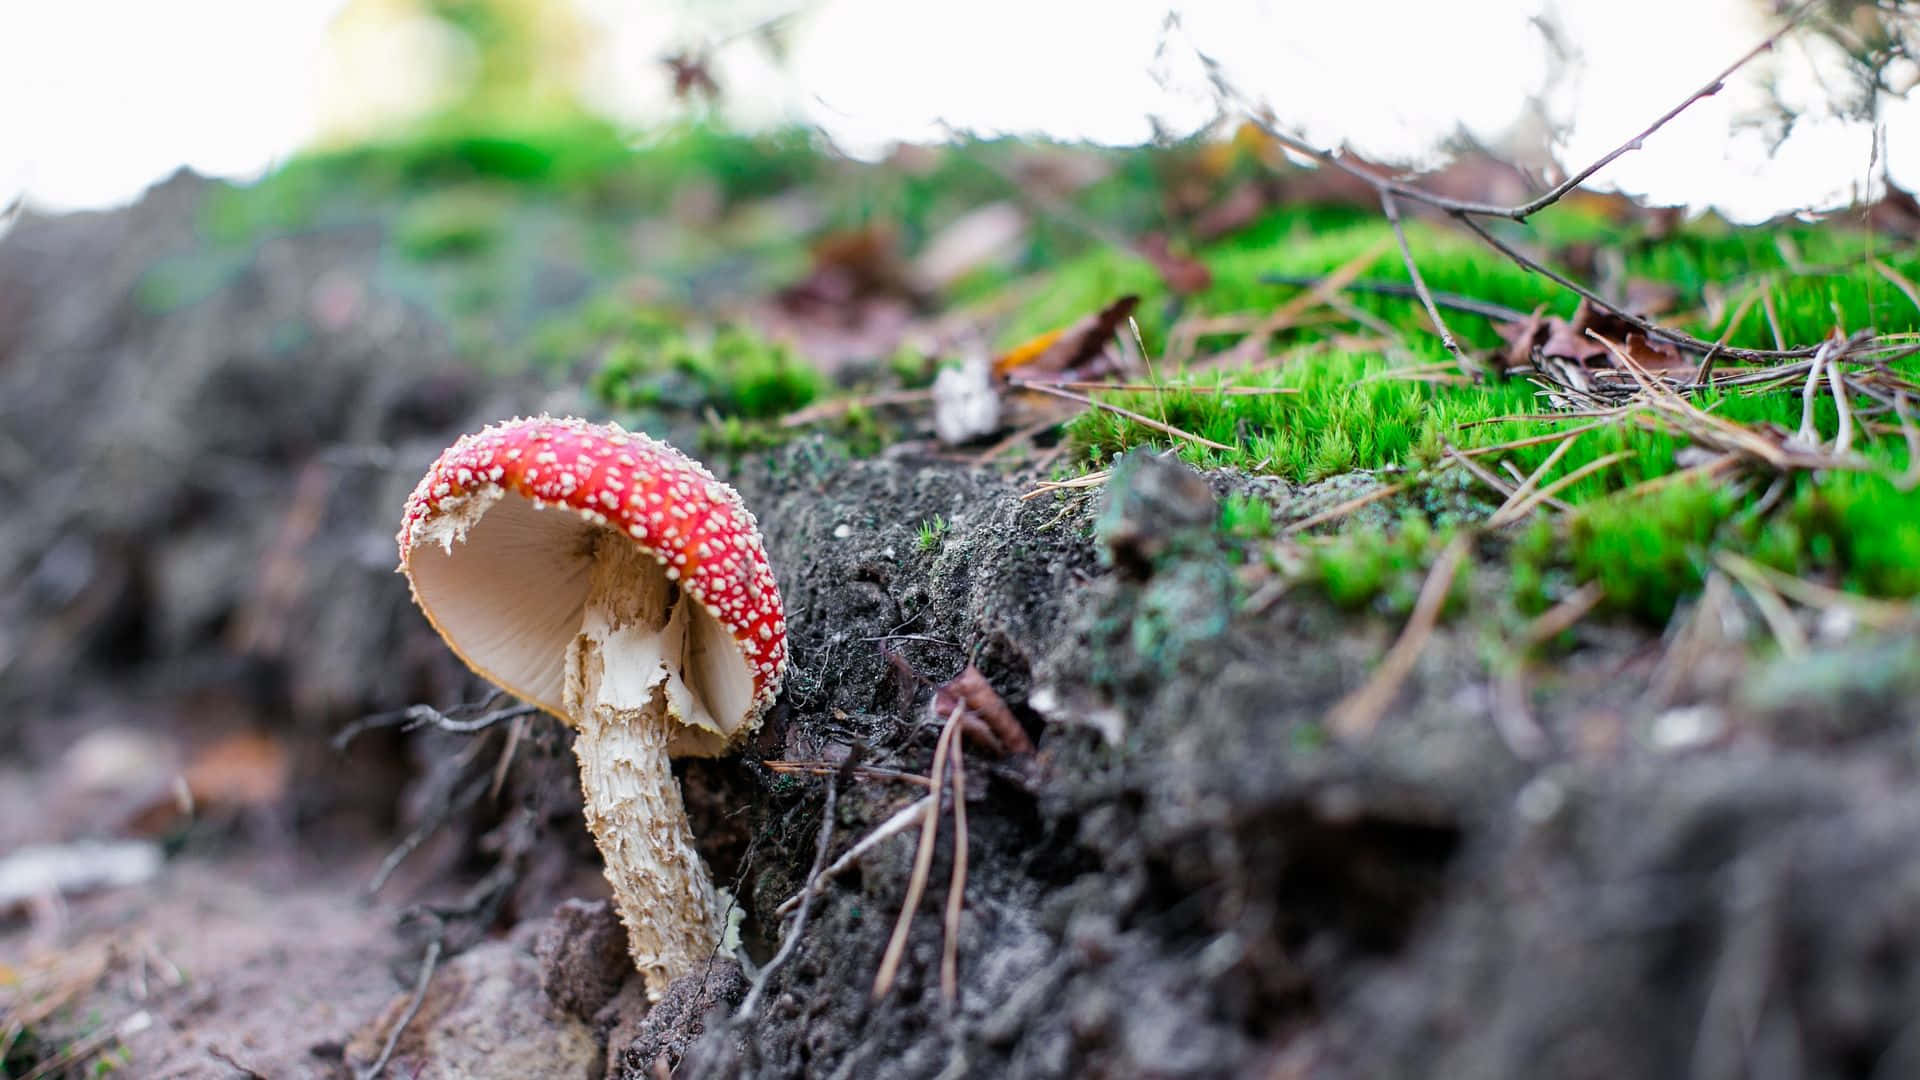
[[397, 416, 786, 751]]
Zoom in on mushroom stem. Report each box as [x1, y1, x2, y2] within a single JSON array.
[[570, 696, 722, 999], [564, 537, 725, 1001]]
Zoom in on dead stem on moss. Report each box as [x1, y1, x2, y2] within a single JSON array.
[[1488, 451, 1635, 529], [1716, 551, 1809, 658], [1489, 429, 1585, 521], [1328, 533, 1471, 740], [1019, 381, 1235, 452], [941, 724, 969, 1010], [1516, 581, 1607, 652], [1209, 236, 1392, 368], [873, 703, 965, 1000]]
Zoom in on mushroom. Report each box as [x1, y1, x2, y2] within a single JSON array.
[[396, 416, 787, 999]]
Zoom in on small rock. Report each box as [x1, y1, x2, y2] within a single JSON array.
[[614, 957, 747, 1079], [344, 936, 598, 1080], [537, 899, 634, 1021]]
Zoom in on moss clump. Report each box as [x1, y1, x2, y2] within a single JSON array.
[[1312, 513, 1465, 616], [592, 324, 824, 421], [1568, 483, 1734, 621], [395, 187, 507, 260], [1219, 493, 1278, 540]]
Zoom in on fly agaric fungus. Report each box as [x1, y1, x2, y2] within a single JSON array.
[[397, 416, 786, 999]]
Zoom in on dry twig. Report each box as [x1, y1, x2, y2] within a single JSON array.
[[775, 794, 934, 918], [940, 730, 969, 1009], [873, 704, 966, 999], [1328, 534, 1471, 739]]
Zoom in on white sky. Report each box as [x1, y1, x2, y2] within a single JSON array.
[[2, 0, 1914, 223]]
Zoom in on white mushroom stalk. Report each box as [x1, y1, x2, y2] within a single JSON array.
[[398, 417, 787, 1000]]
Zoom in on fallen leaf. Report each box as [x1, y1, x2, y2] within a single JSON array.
[[932, 664, 1033, 756], [1494, 298, 1691, 377], [993, 294, 1139, 380]]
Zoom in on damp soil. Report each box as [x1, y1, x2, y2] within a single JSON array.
[[5, 174, 1920, 1080]]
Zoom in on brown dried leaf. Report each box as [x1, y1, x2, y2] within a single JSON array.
[[931, 664, 1033, 756], [994, 294, 1139, 382], [1494, 299, 1692, 377]]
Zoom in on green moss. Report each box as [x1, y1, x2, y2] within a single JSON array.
[[1569, 483, 1734, 620], [395, 187, 506, 260], [916, 515, 950, 552], [591, 320, 823, 424], [1313, 513, 1464, 616], [1219, 493, 1277, 540]]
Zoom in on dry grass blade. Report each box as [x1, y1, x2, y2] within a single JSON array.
[[873, 704, 964, 1000], [1282, 480, 1409, 535], [1022, 468, 1110, 501], [765, 760, 934, 788], [1695, 285, 1767, 387], [1827, 347, 1856, 455], [776, 794, 934, 918], [1445, 445, 1520, 501], [1018, 381, 1234, 452], [1714, 552, 1808, 657], [1612, 452, 1742, 500], [1458, 408, 1631, 429], [1896, 391, 1920, 490], [1329, 534, 1471, 740], [1012, 378, 1297, 396], [940, 726, 969, 1009], [1714, 551, 1917, 630], [1760, 289, 1786, 350], [1488, 428, 1585, 520], [1515, 581, 1607, 651], [1871, 258, 1920, 318]]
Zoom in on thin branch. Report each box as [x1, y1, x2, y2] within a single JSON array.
[[1451, 212, 1821, 361], [1506, 1, 1818, 220], [356, 939, 443, 1080], [1208, 1, 1816, 222], [1383, 190, 1470, 369], [335, 698, 539, 750]]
